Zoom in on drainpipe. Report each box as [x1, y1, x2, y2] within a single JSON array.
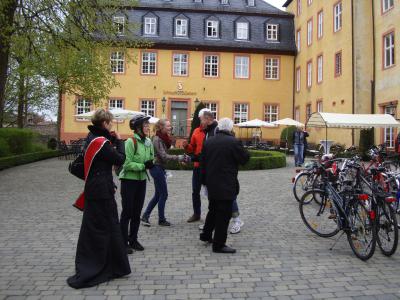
[[351, 0, 355, 145], [371, 0, 376, 114]]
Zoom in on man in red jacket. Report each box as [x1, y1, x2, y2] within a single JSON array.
[[183, 109, 210, 222]]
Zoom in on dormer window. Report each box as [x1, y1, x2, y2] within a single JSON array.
[[113, 16, 125, 35], [144, 17, 157, 35], [266, 24, 279, 41], [247, 0, 255, 6], [236, 22, 249, 40], [194, 0, 202, 2], [206, 20, 219, 38], [174, 15, 189, 37], [221, 0, 229, 5]]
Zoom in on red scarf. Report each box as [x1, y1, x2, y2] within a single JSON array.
[[156, 131, 172, 149]]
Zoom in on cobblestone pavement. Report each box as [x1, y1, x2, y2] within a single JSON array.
[[1, 158, 400, 300]]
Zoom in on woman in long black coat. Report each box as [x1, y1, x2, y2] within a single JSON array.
[[67, 109, 131, 289]]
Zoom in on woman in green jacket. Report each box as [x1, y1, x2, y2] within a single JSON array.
[[119, 115, 154, 253]]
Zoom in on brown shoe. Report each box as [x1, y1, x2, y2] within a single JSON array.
[[187, 214, 201, 223]]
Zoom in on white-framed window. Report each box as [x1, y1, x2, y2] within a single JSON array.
[[205, 102, 218, 119], [141, 52, 157, 75], [141, 100, 156, 117], [204, 55, 219, 77], [307, 19, 313, 46], [306, 104, 312, 120], [384, 32, 395, 69], [175, 19, 188, 37], [335, 51, 342, 77], [296, 67, 301, 92], [307, 61, 312, 88], [308, 0, 312, 5], [144, 17, 157, 35], [317, 101, 323, 112], [113, 16, 125, 35], [266, 24, 279, 41], [206, 20, 219, 38], [110, 51, 124, 74], [235, 56, 249, 79], [76, 98, 91, 119], [297, 0, 302, 15], [109, 99, 123, 109], [247, 0, 255, 6], [317, 55, 323, 83], [384, 105, 396, 147], [296, 29, 301, 51], [236, 22, 249, 40], [173, 53, 188, 76], [334, 2, 342, 32], [233, 103, 248, 124], [221, 0, 229, 4], [265, 57, 279, 80], [264, 105, 279, 123], [382, 0, 394, 13], [295, 107, 300, 122], [317, 10, 323, 39]]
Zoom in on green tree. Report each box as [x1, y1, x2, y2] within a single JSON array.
[[189, 102, 206, 140]]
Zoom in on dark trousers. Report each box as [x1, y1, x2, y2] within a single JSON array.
[[143, 165, 168, 222], [203, 198, 233, 250], [120, 179, 146, 245], [192, 168, 202, 216]]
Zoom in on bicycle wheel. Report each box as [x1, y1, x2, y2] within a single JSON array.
[[346, 201, 376, 261], [376, 201, 398, 256], [299, 190, 340, 237], [293, 172, 314, 202]]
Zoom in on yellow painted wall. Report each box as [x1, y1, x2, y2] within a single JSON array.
[[62, 49, 294, 143]]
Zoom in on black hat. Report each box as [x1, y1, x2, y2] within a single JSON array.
[[129, 115, 151, 130]]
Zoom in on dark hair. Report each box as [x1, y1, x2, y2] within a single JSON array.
[[203, 111, 214, 119]]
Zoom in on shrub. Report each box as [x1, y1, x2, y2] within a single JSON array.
[[188, 102, 206, 141], [280, 126, 296, 148], [47, 138, 58, 150], [0, 128, 39, 155], [0, 150, 60, 170], [0, 138, 11, 157]]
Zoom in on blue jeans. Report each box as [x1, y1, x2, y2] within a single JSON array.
[[192, 168, 202, 216], [143, 165, 168, 222], [232, 197, 239, 218], [294, 143, 305, 166]]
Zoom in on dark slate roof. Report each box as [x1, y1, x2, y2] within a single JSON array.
[[124, 1, 296, 54], [282, 0, 293, 7]]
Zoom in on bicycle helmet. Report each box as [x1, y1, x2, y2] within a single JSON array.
[[129, 115, 151, 130]]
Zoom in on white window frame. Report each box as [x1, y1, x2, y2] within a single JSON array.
[[235, 56, 249, 79], [382, 0, 394, 13], [233, 103, 248, 124], [173, 53, 188, 76], [296, 29, 301, 51], [141, 52, 157, 75], [307, 61, 312, 88], [141, 100, 156, 117], [110, 51, 124, 74], [206, 20, 219, 38], [144, 17, 157, 35], [266, 24, 279, 41], [317, 101, 323, 112], [317, 55, 323, 83], [296, 68, 301, 92], [295, 107, 300, 122], [236, 22, 249, 40], [247, 0, 255, 6], [204, 55, 219, 77], [113, 16, 125, 35], [307, 19, 312, 46], [205, 102, 218, 119], [265, 57, 280, 80], [308, 0, 313, 5], [334, 2, 342, 33], [297, 0, 302, 15], [175, 19, 188, 37], [335, 51, 342, 77], [264, 105, 279, 123], [384, 32, 395, 69], [109, 99, 124, 122], [384, 105, 396, 147], [306, 104, 312, 120], [221, 0, 229, 4], [76, 98, 91, 120], [317, 11, 323, 39]]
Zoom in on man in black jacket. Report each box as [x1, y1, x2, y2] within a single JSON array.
[[200, 118, 250, 253]]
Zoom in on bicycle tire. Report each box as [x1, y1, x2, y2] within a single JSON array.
[[376, 201, 398, 256], [293, 172, 314, 202], [346, 201, 376, 261], [299, 190, 340, 238]]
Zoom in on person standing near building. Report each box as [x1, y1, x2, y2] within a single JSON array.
[[292, 126, 308, 167], [141, 119, 186, 226], [119, 115, 154, 253], [200, 118, 250, 253], [67, 109, 131, 289]]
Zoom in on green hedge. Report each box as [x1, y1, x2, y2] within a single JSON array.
[[0, 128, 40, 157], [0, 150, 60, 170], [164, 149, 286, 170]]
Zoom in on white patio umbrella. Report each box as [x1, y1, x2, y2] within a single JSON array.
[[235, 119, 275, 142], [149, 117, 159, 124], [271, 118, 305, 152]]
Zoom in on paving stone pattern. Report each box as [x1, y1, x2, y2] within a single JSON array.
[[0, 158, 400, 299]]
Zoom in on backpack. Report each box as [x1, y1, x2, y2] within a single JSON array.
[[115, 137, 137, 176]]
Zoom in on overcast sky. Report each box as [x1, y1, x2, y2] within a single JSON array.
[[264, 0, 286, 10]]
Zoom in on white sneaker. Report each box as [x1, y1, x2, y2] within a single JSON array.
[[230, 220, 244, 234], [198, 224, 204, 230]]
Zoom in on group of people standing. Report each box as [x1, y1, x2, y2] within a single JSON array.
[[67, 108, 249, 289]]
